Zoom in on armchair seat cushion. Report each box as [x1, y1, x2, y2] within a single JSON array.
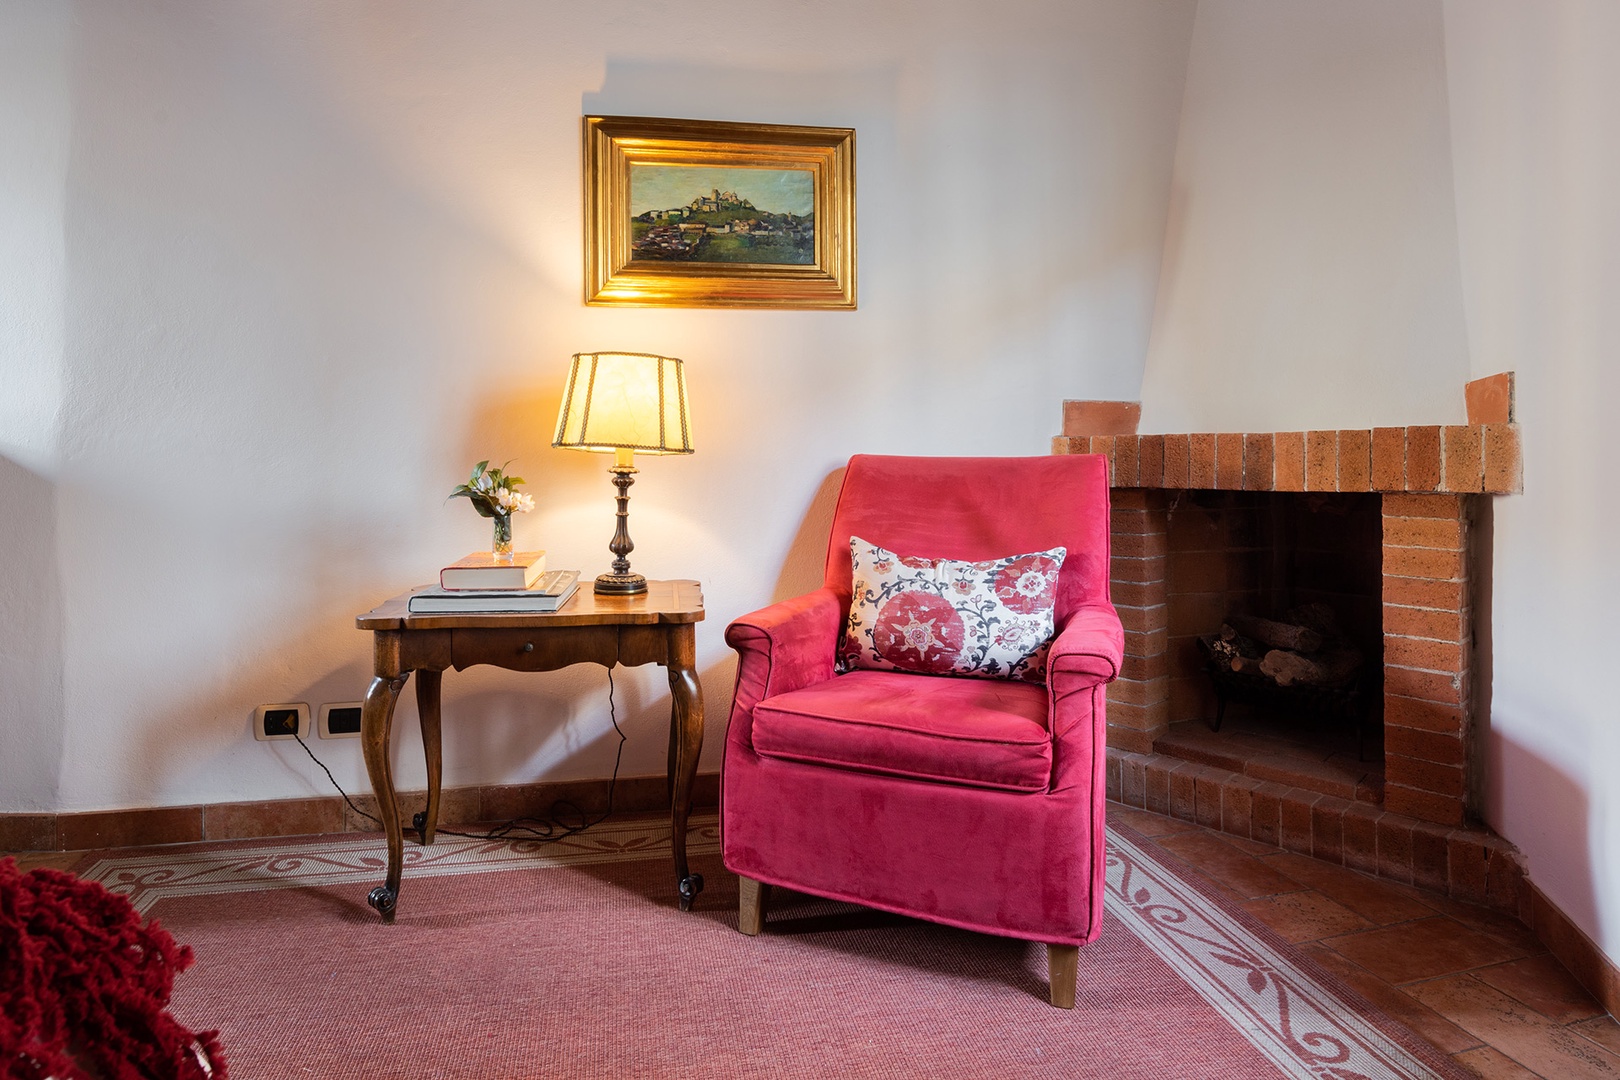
[[751, 670, 1052, 793]]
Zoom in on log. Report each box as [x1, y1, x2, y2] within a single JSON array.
[[1229, 655, 1265, 676], [1259, 647, 1362, 687], [1227, 614, 1323, 655]]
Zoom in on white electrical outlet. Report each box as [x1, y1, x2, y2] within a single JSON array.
[[253, 703, 311, 741], [318, 702, 364, 739]]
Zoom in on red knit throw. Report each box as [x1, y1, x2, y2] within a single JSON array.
[[1, 858, 226, 1080]]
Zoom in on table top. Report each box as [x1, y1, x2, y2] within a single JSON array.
[[356, 578, 704, 631]]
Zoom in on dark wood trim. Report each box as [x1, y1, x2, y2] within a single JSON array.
[[0, 772, 720, 853]]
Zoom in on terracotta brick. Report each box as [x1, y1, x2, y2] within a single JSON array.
[[1386, 726, 1467, 766], [1383, 516, 1464, 549], [1449, 830, 1491, 902], [1305, 431, 1338, 491], [1385, 755, 1467, 799], [1342, 803, 1382, 875], [1106, 727, 1154, 754], [1108, 677, 1170, 707], [1106, 753, 1122, 800], [1121, 648, 1169, 681], [1280, 790, 1318, 854], [1385, 785, 1465, 828], [1137, 435, 1165, 488], [1063, 400, 1142, 436], [1241, 433, 1274, 491], [1194, 769, 1225, 829], [1384, 695, 1466, 735], [1384, 635, 1464, 673], [1188, 434, 1216, 489], [1106, 699, 1170, 735], [1383, 666, 1464, 706], [1338, 429, 1372, 491], [1383, 604, 1465, 641], [1483, 840, 1526, 911], [1251, 783, 1287, 847], [1404, 427, 1442, 491], [1482, 423, 1522, 494], [1465, 372, 1514, 425], [1169, 765, 1198, 821], [1371, 427, 1406, 490], [1274, 432, 1306, 491], [1312, 796, 1350, 864], [1410, 820, 1453, 893], [1114, 436, 1140, 486], [1441, 426, 1483, 493], [1114, 601, 1166, 634], [1111, 529, 1167, 558], [1111, 580, 1166, 607], [1222, 778, 1258, 840], [1162, 434, 1190, 488], [1384, 546, 1465, 581], [1144, 758, 1174, 815], [1168, 549, 1229, 592], [1382, 492, 1465, 519], [1122, 628, 1169, 658], [1382, 575, 1464, 611], [1118, 753, 1147, 807], [1092, 435, 1116, 484], [1052, 436, 1081, 455], [1374, 815, 1415, 883], [1112, 490, 1159, 513], [1111, 554, 1167, 584], [1215, 433, 1245, 489]]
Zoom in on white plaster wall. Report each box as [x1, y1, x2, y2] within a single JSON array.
[[1, 0, 1197, 811], [1138, 0, 1471, 433], [0, 2, 71, 810], [1443, 0, 1620, 963]]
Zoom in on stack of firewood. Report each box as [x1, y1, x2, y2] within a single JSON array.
[[1203, 603, 1363, 688]]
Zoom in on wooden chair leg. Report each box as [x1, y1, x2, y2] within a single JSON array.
[[1048, 944, 1078, 1009], [738, 876, 770, 936]]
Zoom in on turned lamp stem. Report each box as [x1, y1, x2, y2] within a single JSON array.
[[597, 446, 646, 595]]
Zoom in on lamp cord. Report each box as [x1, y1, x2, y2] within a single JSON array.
[[290, 668, 627, 846]]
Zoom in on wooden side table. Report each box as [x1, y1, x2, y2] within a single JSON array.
[[354, 579, 705, 921]]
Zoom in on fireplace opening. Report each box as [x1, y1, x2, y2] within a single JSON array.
[[1153, 491, 1386, 803]]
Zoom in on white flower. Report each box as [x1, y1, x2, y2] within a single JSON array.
[[496, 488, 535, 514]]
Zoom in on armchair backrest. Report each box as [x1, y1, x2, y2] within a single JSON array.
[[823, 454, 1113, 627]]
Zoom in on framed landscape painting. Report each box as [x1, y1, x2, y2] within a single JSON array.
[[583, 115, 856, 308]]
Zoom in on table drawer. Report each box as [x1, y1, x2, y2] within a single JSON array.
[[450, 626, 620, 672]]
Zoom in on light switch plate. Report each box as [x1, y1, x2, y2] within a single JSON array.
[[253, 703, 310, 741], [319, 702, 364, 739]]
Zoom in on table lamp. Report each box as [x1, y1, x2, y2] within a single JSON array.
[[553, 351, 694, 595]]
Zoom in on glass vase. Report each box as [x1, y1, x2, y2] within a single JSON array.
[[491, 513, 513, 559]]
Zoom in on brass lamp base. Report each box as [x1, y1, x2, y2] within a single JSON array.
[[594, 571, 648, 596]]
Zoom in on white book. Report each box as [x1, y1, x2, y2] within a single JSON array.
[[408, 571, 580, 614]]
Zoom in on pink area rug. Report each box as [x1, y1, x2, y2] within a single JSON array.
[[74, 817, 1469, 1079]]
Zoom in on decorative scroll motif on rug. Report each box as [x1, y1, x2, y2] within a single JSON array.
[[1106, 828, 1445, 1080]]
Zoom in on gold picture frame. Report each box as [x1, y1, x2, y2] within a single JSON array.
[[583, 115, 856, 309]]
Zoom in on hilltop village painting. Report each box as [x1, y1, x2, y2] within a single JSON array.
[[629, 165, 815, 264]]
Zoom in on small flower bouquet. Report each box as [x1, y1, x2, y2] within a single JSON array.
[[449, 460, 534, 556]]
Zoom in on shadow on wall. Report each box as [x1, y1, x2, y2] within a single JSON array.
[[772, 466, 846, 604], [0, 456, 66, 811]]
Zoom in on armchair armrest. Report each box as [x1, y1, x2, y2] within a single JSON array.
[[725, 587, 845, 725], [1047, 605, 1124, 738]]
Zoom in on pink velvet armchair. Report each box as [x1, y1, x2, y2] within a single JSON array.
[[720, 454, 1123, 1007]]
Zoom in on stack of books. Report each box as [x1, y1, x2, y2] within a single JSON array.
[[408, 551, 581, 613]]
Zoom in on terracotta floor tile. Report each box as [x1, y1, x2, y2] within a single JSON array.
[[1325, 917, 1530, 985], [1421, 894, 1545, 954], [1259, 851, 1436, 925], [1241, 891, 1372, 943], [1476, 954, 1606, 1024], [1407, 975, 1620, 1080], [1571, 1016, 1620, 1056], [1214, 831, 1283, 857], [1299, 943, 1482, 1055], [1107, 803, 1199, 838], [7, 851, 84, 872], [1152, 830, 1305, 899], [1453, 1045, 1544, 1079]]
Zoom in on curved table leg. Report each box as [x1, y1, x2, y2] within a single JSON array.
[[667, 627, 705, 911], [414, 669, 443, 845], [361, 672, 408, 922]]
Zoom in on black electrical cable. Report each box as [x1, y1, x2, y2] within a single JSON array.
[[290, 668, 628, 846]]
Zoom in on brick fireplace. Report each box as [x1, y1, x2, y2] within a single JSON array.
[[1054, 375, 1529, 910]]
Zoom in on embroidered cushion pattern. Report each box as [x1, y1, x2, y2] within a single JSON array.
[[841, 537, 1066, 682]]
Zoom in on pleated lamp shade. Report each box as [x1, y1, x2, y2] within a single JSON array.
[[553, 352, 694, 457]]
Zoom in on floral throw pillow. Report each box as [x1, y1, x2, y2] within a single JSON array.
[[841, 537, 1067, 683]]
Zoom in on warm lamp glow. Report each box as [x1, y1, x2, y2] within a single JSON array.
[[552, 352, 693, 459], [553, 351, 694, 595]]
